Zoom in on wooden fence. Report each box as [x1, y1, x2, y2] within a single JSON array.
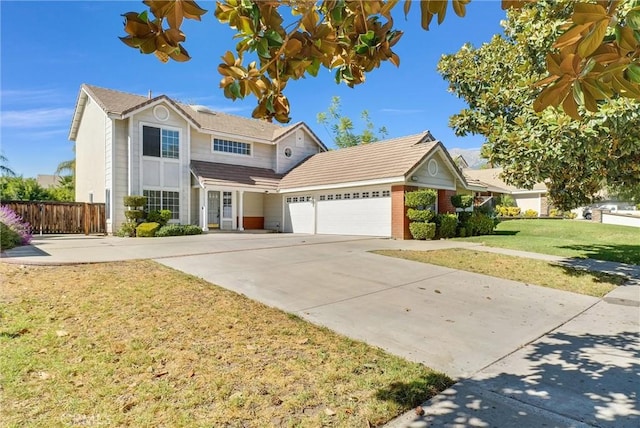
[[2, 201, 106, 235]]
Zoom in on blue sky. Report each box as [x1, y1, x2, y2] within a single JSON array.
[[1, 1, 506, 178]]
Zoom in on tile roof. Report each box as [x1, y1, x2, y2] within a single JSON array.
[[278, 132, 439, 190], [463, 168, 547, 193], [191, 160, 282, 191], [80, 84, 290, 141]]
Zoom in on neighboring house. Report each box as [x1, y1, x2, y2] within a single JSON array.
[[36, 174, 60, 188], [463, 168, 549, 216], [70, 84, 483, 239]]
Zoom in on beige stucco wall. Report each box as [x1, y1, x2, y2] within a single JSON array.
[[264, 193, 283, 231], [75, 96, 107, 205], [242, 192, 264, 217], [276, 128, 322, 174]]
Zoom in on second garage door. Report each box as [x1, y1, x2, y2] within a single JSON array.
[[316, 196, 391, 236]]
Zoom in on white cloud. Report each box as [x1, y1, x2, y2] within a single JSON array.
[[1, 108, 74, 128], [0, 89, 64, 105]]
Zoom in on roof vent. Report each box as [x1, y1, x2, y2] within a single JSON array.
[[191, 104, 216, 115]]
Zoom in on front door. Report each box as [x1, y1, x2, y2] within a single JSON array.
[[207, 191, 220, 229]]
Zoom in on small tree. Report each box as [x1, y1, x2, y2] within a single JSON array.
[[405, 189, 437, 240], [117, 196, 147, 237]]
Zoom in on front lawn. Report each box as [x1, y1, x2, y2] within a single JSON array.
[[456, 219, 640, 265], [0, 260, 451, 427], [373, 249, 626, 297]]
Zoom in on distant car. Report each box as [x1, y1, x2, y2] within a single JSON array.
[[583, 203, 635, 220]]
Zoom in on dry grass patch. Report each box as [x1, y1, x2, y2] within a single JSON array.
[[0, 260, 451, 427], [373, 249, 626, 297]]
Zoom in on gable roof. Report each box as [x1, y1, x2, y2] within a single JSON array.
[[463, 167, 547, 193], [191, 160, 282, 191], [70, 84, 324, 147], [279, 132, 450, 190]]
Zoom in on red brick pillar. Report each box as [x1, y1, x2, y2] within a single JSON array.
[[438, 189, 457, 214], [391, 185, 416, 239]]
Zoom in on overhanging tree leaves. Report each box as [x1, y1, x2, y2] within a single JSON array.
[[438, 0, 640, 210], [120, 0, 640, 123]]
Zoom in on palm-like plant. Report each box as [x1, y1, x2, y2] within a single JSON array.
[[0, 154, 16, 177]]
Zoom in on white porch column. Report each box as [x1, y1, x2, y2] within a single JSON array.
[[238, 190, 244, 231], [200, 187, 209, 231]]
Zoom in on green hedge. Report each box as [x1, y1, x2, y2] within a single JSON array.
[[451, 194, 474, 209], [464, 213, 495, 236], [146, 209, 172, 226], [437, 214, 457, 238], [136, 222, 160, 237], [407, 208, 435, 222], [405, 189, 436, 209], [409, 222, 436, 240], [124, 209, 144, 221], [123, 196, 147, 208], [155, 224, 203, 237]]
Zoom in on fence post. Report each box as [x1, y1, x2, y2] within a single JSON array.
[[39, 203, 43, 236], [84, 203, 90, 235]]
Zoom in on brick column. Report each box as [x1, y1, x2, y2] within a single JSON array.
[[391, 185, 416, 239], [438, 189, 457, 214]]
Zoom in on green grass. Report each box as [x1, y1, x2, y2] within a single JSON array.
[[456, 219, 640, 265], [373, 248, 626, 297], [0, 260, 452, 427]]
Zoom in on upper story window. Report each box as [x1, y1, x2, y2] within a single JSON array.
[[143, 125, 179, 159], [213, 138, 251, 156]]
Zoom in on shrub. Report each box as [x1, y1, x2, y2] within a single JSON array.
[[465, 213, 495, 236], [0, 205, 32, 245], [156, 224, 185, 237], [451, 194, 474, 209], [523, 209, 538, 218], [123, 196, 147, 208], [405, 189, 437, 209], [409, 222, 436, 240], [457, 227, 466, 238], [116, 221, 137, 237], [496, 194, 516, 207], [437, 214, 457, 239], [563, 211, 577, 219], [0, 222, 21, 250], [507, 206, 521, 217], [124, 209, 144, 221], [146, 209, 172, 226], [136, 222, 160, 237], [183, 225, 203, 235], [549, 208, 563, 218], [407, 208, 435, 222]]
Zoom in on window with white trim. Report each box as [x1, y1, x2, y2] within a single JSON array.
[[335, 194, 342, 200], [143, 126, 179, 159], [143, 190, 179, 219], [213, 138, 251, 155], [319, 195, 326, 201], [223, 191, 232, 217], [327, 194, 334, 200], [353, 192, 360, 199], [382, 190, 390, 197], [286, 197, 292, 203], [344, 193, 351, 199], [372, 191, 380, 198], [362, 192, 370, 198], [293, 197, 299, 202]]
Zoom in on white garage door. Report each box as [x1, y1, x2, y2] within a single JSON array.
[[317, 197, 391, 236], [284, 198, 314, 233]]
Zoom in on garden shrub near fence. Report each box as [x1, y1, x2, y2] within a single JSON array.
[[0, 205, 32, 250], [156, 224, 203, 237], [136, 222, 160, 237]]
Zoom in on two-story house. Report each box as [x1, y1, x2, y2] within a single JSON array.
[[70, 84, 487, 239]]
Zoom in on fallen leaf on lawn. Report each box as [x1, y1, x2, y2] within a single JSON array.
[[187, 370, 195, 378], [56, 330, 69, 337], [153, 371, 169, 378], [324, 408, 336, 416], [36, 371, 51, 380], [38, 348, 48, 354], [271, 396, 283, 406], [298, 338, 309, 345], [415, 405, 425, 416]]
